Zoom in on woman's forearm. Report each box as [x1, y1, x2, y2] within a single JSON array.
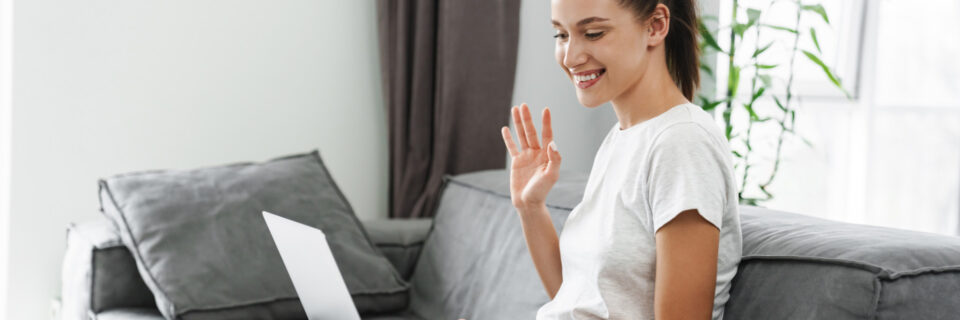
[[518, 204, 563, 299]]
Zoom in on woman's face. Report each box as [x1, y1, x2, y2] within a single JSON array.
[[551, 0, 651, 108]]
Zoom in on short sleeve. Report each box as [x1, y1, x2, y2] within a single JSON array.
[[646, 122, 728, 232]]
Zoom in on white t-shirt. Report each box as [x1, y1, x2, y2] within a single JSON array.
[[536, 103, 742, 320]]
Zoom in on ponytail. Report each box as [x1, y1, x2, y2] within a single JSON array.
[[617, 0, 701, 100]]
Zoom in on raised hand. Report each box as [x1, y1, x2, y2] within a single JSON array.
[[500, 103, 562, 213]]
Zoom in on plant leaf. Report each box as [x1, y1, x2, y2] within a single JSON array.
[[752, 42, 774, 58], [744, 103, 760, 121], [751, 87, 766, 103], [800, 136, 814, 148], [700, 96, 729, 111], [759, 74, 773, 88], [747, 8, 762, 26], [773, 96, 786, 112], [802, 50, 842, 89], [698, 95, 723, 111], [699, 23, 724, 53], [810, 28, 822, 54], [801, 4, 830, 25], [700, 63, 714, 77], [733, 23, 750, 37], [802, 51, 852, 100], [703, 100, 724, 111], [757, 64, 778, 69], [697, 94, 710, 105], [740, 198, 759, 206], [728, 65, 741, 97], [761, 24, 798, 34]]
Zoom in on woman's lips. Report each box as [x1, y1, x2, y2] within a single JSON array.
[[575, 69, 605, 89]]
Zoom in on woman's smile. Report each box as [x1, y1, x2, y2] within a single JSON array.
[[574, 68, 606, 89]]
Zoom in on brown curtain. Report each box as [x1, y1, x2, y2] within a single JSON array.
[[377, 0, 521, 218]]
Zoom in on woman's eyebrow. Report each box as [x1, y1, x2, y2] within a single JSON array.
[[551, 16, 610, 28]]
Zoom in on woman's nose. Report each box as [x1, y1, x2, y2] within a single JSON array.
[[562, 39, 588, 70]]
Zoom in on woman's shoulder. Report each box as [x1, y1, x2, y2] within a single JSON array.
[[649, 104, 728, 151]]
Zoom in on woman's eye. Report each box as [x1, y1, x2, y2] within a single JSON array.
[[585, 31, 604, 39], [553, 33, 568, 40]]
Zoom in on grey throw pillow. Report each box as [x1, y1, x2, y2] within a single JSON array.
[[98, 150, 408, 320]]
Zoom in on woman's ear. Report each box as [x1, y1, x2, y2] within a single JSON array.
[[646, 4, 671, 47]]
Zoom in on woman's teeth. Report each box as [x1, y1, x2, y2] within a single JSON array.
[[574, 71, 602, 82], [573, 70, 603, 82]]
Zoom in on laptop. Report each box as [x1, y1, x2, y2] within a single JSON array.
[[262, 211, 362, 320]]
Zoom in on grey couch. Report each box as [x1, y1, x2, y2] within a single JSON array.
[[63, 169, 960, 319]]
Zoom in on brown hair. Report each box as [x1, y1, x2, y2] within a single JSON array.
[[617, 0, 700, 100]]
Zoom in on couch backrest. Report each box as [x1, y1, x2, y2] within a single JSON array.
[[409, 169, 960, 320], [728, 206, 960, 319], [406, 169, 585, 319]]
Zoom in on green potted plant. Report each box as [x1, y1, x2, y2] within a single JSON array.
[[698, 0, 851, 205]]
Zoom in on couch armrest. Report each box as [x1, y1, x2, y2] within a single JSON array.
[[361, 218, 433, 280], [61, 217, 156, 320]]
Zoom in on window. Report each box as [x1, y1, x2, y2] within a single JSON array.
[[716, 0, 960, 235]]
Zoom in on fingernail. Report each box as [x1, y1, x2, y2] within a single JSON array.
[[549, 141, 558, 152]]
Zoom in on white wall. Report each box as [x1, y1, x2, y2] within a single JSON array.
[[7, 0, 388, 319], [1, 0, 13, 317], [510, 0, 720, 173]]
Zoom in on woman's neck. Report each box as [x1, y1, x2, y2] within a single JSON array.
[[610, 57, 690, 131]]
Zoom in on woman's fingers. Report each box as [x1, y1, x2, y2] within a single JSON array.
[[501, 126, 519, 157], [512, 106, 528, 150], [521, 103, 541, 149], [541, 107, 553, 148]]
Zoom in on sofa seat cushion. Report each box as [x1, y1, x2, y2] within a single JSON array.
[[94, 308, 164, 320], [94, 308, 425, 320], [726, 206, 960, 319], [98, 150, 408, 320]]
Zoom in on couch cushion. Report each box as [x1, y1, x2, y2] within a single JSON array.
[[726, 206, 960, 319], [98, 150, 408, 320], [94, 308, 424, 320], [407, 169, 587, 319], [95, 308, 165, 320]]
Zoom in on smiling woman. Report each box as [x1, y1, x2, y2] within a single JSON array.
[[502, 0, 742, 319], [549, 0, 700, 111]]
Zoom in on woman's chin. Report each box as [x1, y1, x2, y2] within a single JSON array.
[[576, 93, 607, 108]]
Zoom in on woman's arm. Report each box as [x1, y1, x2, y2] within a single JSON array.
[[654, 209, 720, 320], [517, 204, 563, 299], [500, 103, 564, 299]]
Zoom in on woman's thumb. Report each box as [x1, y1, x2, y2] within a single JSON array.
[[546, 141, 561, 172]]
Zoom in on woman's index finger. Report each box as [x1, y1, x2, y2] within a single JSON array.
[[521, 103, 541, 149]]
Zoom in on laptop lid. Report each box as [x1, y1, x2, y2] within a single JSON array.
[[262, 211, 361, 320]]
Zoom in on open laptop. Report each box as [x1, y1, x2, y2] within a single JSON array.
[[262, 211, 362, 320]]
